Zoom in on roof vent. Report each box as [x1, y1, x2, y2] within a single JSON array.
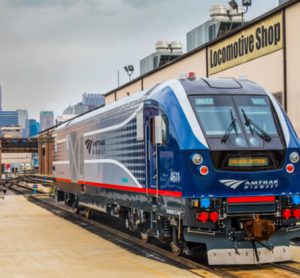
[[203, 78, 242, 89], [155, 41, 171, 53], [169, 41, 183, 53], [209, 5, 230, 21]]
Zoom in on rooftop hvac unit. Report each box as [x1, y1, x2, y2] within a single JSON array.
[[170, 41, 183, 53], [155, 41, 171, 53], [140, 41, 183, 74], [209, 5, 230, 21]]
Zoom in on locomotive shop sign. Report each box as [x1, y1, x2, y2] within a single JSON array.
[[208, 12, 283, 75]]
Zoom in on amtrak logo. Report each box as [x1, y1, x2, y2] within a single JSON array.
[[85, 139, 106, 155], [219, 179, 279, 190], [219, 180, 247, 189], [85, 139, 93, 154]]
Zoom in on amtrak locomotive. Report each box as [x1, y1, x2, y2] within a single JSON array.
[[53, 77, 300, 265]]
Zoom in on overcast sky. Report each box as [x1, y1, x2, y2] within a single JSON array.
[[0, 0, 279, 120]]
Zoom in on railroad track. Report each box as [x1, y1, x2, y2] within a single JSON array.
[[270, 262, 300, 275], [4, 177, 300, 278], [0, 175, 49, 195]]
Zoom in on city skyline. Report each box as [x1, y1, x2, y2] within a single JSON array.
[[0, 89, 105, 133]]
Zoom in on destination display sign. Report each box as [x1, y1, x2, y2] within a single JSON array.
[[208, 12, 283, 75], [228, 157, 269, 167]]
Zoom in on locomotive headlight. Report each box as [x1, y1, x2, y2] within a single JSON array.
[[290, 152, 300, 164], [192, 153, 203, 165]]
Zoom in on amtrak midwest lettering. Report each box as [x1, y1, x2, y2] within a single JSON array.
[[209, 22, 281, 69], [85, 139, 105, 155]]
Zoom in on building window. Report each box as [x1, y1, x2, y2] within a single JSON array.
[[209, 25, 216, 41]]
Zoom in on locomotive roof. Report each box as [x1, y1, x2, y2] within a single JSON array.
[[55, 87, 151, 131], [55, 78, 266, 132], [180, 78, 267, 96]]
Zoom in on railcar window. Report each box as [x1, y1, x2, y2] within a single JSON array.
[[190, 94, 283, 149], [150, 118, 155, 144], [191, 96, 241, 136], [161, 115, 168, 144], [235, 96, 278, 136]]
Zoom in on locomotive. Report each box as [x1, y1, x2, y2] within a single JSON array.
[[53, 76, 300, 265]]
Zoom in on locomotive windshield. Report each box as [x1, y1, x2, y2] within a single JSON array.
[[191, 96, 242, 136], [235, 96, 278, 136], [190, 95, 282, 149]]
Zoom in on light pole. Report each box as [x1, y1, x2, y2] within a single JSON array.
[[124, 65, 134, 82], [228, 0, 252, 23]]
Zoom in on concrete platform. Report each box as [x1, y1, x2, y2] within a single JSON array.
[[0, 195, 202, 278]]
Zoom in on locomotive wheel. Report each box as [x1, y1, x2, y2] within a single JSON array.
[[54, 190, 60, 202], [64, 195, 69, 205], [84, 208, 91, 219], [72, 204, 80, 215], [170, 241, 182, 256], [140, 229, 151, 243]]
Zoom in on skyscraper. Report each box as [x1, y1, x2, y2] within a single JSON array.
[[0, 111, 18, 127], [17, 109, 29, 137], [40, 111, 54, 131], [27, 119, 40, 137]]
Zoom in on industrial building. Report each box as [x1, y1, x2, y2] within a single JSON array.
[[38, 128, 53, 175], [104, 0, 300, 136], [140, 41, 183, 75], [186, 4, 244, 52], [0, 126, 22, 138]]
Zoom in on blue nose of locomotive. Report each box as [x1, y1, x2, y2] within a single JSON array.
[[182, 146, 300, 198]]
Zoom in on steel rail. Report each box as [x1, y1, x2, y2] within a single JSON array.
[[269, 262, 300, 276]]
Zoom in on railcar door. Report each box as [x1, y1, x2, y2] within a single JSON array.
[[144, 108, 159, 197], [68, 132, 84, 183]]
